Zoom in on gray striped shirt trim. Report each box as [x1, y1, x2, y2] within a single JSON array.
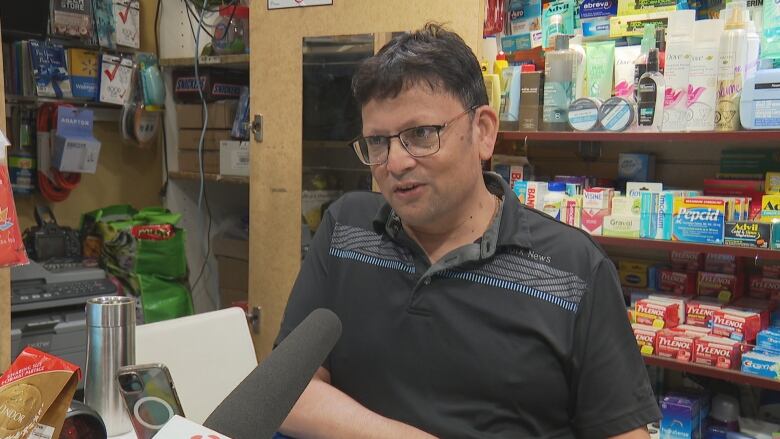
[[330, 223, 415, 273], [440, 269, 579, 312]]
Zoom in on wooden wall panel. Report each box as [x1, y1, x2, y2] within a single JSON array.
[[249, 1, 485, 358]]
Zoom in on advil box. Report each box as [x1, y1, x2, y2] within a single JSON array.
[[712, 308, 762, 343], [673, 197, 726, 245], [693, 336, 742, 369]]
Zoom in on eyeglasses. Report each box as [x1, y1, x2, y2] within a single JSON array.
[[350, 105, 479, 166]]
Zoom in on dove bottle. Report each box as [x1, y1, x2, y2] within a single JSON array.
[[687, 19, 723, 132], [715, 0, 748, 131], [661, 10, 695, 132]]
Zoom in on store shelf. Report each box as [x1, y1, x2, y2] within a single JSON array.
[[497, 130, 780, 143], [169, 171, 248, 184], [160, 54, 250, 69], [593, 236, 780, 260], [643, 356, 780, 391], [6, 95, 122, 108]]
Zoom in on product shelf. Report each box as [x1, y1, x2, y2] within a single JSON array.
[[643, 355, 780, 391], [593, 236, 780, 260], [169, 171, 248, 185], [497, 130, 780, 143], [160, 54, 250, 69]]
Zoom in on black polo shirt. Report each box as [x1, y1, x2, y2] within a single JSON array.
[[276, 173, 661, 438]]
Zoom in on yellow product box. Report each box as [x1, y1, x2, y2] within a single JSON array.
[[767, 172, 780, 194], [609, 11, 673, 38], [619, 260, 652, 288], [761, 194, 780, 223], [617, 0, 679, 16]]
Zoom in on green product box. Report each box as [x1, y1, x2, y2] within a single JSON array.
[[724, 221, 771, 248], [720, 149, 780, 175], [774, 223, 780, 250]]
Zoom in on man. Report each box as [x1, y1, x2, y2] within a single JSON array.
[[276, 23, 661, 438]]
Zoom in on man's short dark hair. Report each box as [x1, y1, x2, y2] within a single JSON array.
[[352, 23, 488, 111]]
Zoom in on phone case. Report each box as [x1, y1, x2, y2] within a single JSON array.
[[116, 363, 185, 439]]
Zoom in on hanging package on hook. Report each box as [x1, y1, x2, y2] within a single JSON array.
[[52, 107, 102, 174], [0, 130, 29, 267]]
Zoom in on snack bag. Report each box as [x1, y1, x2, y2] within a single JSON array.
[[0, 133, 28, 267], [0, 347, 80, 439]]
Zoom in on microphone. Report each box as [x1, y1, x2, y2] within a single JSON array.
[[203, 308, 342, 439]]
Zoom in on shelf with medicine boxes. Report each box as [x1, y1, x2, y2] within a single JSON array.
[[643, 355, 780, 392], [168, 171, 248, 185], [594, 236, 780, 261], [160, 54, 250, 69], [496, 131, 780, 144]]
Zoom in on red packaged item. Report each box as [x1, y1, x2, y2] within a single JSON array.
[[659, 269, 697, 295], [686, 298, 723, 328], [131, 223, 175, 241], [693, 336, 742, 369], [674, 324, 712, 336], [732, 297, 774, 330], [697, 272, 743, 301], [656, 330, 698, 361], [0, 347, 81, 439], [749, 276, 780, 300], [632, 323, 662, 356], [0, 144, 28, 267], [711, 308, 762, 342], [762, 263, 780, 279], [704, 253, 740, 274], [671, 251, 704, 272], [635, 298, 682, 328]]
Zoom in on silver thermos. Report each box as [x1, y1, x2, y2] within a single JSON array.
[[83, 296, 136, 436]]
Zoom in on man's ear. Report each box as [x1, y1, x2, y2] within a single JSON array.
[[473, 105, 498, 161]]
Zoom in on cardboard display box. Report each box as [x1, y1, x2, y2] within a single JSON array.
[[178, 150, 220, 174], [178, 129, 232, 151], [214, 235, 249, 308], [177, 101, 238, 129], [220, 140, 250, 177]]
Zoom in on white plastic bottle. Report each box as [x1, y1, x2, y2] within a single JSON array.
[[543, 182, 567, 220], [687, 19, 724, 132], [661, 10, 695, 132], [746, 20, 760, 80], [570, 31, 587, 100], [715, 0, 748, 131]]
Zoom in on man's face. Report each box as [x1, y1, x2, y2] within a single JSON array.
[[361, 85, 491, 232]]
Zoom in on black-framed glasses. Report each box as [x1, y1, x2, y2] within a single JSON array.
[[350, 105, 479, 166]]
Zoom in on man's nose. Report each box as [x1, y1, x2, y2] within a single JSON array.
[[384, 137, 416, 175]]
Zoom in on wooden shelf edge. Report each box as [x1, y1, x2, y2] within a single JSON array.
[[5, 95, 122, 108], [592, 236, 780, 260], [160, 54, 250, 68], [169, 171, 248, 184], [643, 355, 780, 391], [497, 130, 780, 143]]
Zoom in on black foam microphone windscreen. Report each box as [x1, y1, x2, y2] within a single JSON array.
[[203, 308, 342, 438]]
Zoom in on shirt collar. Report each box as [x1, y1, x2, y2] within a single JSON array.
[[371, 172, 533, 254]]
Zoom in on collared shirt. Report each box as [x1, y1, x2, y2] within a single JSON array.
[[276, 173, 660, 438]]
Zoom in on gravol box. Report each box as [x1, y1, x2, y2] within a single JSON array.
[[519, 71, 543, 131]]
